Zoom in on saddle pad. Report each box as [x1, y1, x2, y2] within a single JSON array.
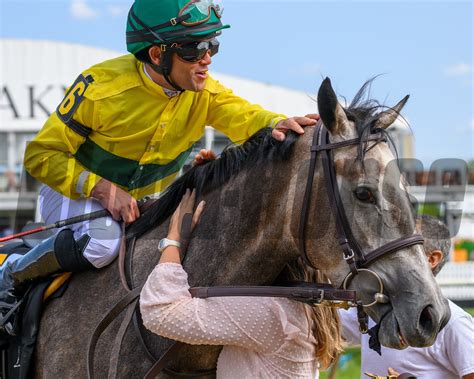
[[43, 273, 72, 301]]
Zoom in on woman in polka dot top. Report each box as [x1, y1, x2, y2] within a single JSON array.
[[140, 190, 343, 378]]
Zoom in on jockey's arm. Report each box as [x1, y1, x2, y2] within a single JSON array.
[[24, 97, 102, 200], [206, 83, 317, 143], [206, 83, 285, 143], [24, 87, 139, 223]]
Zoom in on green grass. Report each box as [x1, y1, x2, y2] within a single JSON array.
[[465, 308, 474, 317], [319, 347, 361, 379]]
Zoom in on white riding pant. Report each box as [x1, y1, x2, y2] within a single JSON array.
[[38, 185, 122, 268]]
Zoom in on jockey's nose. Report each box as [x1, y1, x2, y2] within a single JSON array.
[[199, 50, 212, 65]]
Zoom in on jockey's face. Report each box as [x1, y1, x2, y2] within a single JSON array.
[[169, 49, 212, 92]]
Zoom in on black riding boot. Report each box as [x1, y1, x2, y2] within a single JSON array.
[[0, 229, 93, 335]]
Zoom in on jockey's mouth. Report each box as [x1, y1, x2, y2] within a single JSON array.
[[195, 70, 208, 80]]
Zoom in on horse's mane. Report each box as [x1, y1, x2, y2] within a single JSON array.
[[344, 78, 401, 163], [126, 127, 299, 240], [127, 79, 400, 240]]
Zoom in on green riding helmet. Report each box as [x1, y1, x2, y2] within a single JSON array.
[[126, 0, 230, 54]]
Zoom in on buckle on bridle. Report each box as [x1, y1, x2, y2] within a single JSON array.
[[317, 289, 325, 303], [343, 249, 355, 261], [290, 289, 325, 304]]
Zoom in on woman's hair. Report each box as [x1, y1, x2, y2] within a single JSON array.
[[284, 259, 344, 369]]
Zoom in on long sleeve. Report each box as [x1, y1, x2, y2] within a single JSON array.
[[140, 263, 303, 354], [206, 81, 285, 143], [24, 94, 102, 199]]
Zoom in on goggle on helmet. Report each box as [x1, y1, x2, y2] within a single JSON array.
[[126, 0, 230, 55]]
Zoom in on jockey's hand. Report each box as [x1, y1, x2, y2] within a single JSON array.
[[192, 149, 217, 166], [272, 114, 320, 142], [305, 113, 321, 121], [168, 189, 205, 242], [91, 178, 140, 224]]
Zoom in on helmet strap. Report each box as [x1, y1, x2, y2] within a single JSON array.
[[149, 51, 184, 93]]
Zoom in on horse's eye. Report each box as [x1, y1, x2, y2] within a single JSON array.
[[354, 187, 376, 203]]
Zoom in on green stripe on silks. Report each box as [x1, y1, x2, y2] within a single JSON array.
[[74, 138, 194, 190]]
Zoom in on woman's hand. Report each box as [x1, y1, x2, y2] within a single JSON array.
[[168, 189, 205, 242], [159, 189, 205, 264]]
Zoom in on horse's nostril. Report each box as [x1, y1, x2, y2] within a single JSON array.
[[419, 305, 435, 333]]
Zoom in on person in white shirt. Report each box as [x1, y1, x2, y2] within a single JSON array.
[[340, 215, 474, 379]]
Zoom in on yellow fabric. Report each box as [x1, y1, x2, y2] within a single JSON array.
[[0, 253, 7, 266], [24, 54, 286, 200]]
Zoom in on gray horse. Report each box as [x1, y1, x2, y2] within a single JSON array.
[[34, 78, 450, 377]]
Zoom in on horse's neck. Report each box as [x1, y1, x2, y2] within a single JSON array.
[[185, 163, 299, 286]]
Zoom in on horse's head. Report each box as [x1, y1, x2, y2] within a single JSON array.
[[296, 78, 450, 349]]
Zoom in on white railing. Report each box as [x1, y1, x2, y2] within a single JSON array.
[[436, 262, 474, 300]]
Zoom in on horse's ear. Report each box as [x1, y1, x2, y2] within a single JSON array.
[[317, 77, 350, 136], [374, 95, 410, 129]]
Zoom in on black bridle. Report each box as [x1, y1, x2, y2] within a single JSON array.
[[299, 120, 424, 331]]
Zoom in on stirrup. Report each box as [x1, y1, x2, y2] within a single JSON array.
[[0, 320, 15, 337], [0, 298, 23, 337]]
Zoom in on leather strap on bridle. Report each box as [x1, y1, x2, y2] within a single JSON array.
[[87, 287, 141, 379], [298, 121, 321, 268], [189, 284, 356, 304], [319, 125, 365, 274], [118, 199, 159, 293], [362, 234, 424, 268], [118, 223, 131, 292], [143, 342, 187, 379], [107, 299, 138, 379], [300, 121, 424, 276], [298, 121, 380, 270]]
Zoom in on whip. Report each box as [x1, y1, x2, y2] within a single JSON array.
[[0, 209, 111, 243]]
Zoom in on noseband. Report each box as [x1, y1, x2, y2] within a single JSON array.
[[298, 121, 424, 312]]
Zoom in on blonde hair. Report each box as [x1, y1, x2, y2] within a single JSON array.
[[285, 259, 344, 369]]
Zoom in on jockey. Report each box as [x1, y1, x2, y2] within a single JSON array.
[[0, 0, 316, 329]]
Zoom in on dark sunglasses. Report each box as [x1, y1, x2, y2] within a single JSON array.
[[170, 38, 220, 62]]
